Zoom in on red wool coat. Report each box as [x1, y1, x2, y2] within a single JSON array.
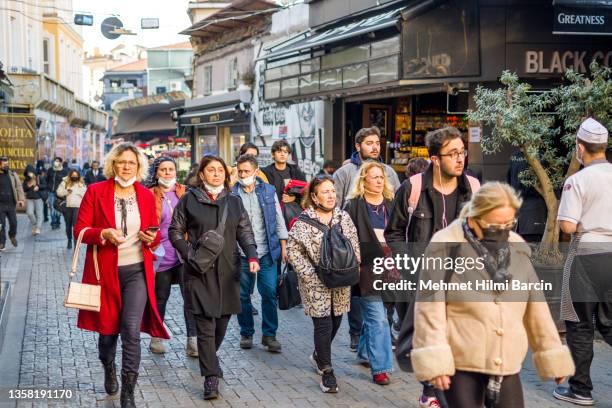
[[74, 179, 169, 339]]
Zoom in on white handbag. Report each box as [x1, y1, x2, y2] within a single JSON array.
[[64, 227, 101, 312]]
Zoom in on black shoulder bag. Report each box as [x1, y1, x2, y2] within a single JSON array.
[[188, 203, 229, 274]]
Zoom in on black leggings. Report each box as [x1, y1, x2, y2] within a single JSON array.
[[98, 263, 148, 375], [63, 207, 78, 241], [311, 313, 343, 370], [154, 263, 197, 337], [444, 370, 524, 408]]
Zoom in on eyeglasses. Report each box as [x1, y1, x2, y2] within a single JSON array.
[[114, 160, 138, 168], [477, 218, 517, 231], [439, 150, 468, 160]]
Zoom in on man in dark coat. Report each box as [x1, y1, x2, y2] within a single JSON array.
[[261, 139, 306, 203], [84, 160, 107, 186]]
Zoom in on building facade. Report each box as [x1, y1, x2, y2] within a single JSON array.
[[0, 0, 108, 171], [147, 42, 193, 96], [259, 0, 612, 181]]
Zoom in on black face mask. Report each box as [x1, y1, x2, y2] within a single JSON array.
[[481, 227, 510, 243]]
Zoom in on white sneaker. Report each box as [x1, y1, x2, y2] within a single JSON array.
[[419, 395, 441, 408], [149, 337, 167, 354], [34, 228, 40, 236], [186, 336, 198, 357]]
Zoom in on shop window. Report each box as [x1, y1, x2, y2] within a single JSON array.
[[299, 73, 319, 95], [281, 77, 299, 97], [125, 79, 138, 88], [342, 63, 368, 88], [320, 68, 342, 91], [321, 45, 369, 70], [370, 36, 400, 59], [197, 132, 219, 157], [265, 81, 281, 99], [281, 63, 300, 78], [369, 55, 399, 84]]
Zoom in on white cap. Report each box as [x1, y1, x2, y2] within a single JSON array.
[[577, 118, 609, 144]]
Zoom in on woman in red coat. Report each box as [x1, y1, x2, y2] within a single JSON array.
[[74, 142, 169, 408]]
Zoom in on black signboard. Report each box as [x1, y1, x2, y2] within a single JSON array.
[[402, 0, 480, 79], [179, 106, 246, 127], [553, 5, 612, 35], [506, 43, 612, 77]]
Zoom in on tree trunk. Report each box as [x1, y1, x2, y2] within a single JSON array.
[[520, 146, 560, 249]]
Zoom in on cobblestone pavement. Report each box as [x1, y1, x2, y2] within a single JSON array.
[[0, 215, 611, 407]]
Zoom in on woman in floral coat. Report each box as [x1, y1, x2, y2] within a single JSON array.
[[287, 175, 360, 394]]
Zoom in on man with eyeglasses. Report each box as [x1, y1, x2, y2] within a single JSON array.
[[384, 126, 480, 408]]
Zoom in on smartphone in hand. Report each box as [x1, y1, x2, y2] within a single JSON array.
[[146, 226, 160, 234]]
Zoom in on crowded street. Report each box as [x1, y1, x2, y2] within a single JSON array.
[[0, 216, 611, 407], [2, 0, 612, 407]]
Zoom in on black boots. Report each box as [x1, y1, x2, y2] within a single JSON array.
[[120, 372, 138, 408], [103, 361, 119, 395], [67, 239, 72, 249]]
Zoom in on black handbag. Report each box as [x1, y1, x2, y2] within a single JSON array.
[[277, 263, 301, 310], [53, 197, 67, 213], [297, 214, 360, 289], [188, 203, 228, 274]]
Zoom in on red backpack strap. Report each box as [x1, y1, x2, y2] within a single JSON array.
[[466, 175, 481, 194], [406, 173, 423, 215]]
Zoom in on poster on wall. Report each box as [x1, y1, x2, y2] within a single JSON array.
[[0, 114, 37, 178], [252, 62, 325, 180]]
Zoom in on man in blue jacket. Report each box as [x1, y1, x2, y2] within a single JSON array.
[[232, 154, 288, 353]]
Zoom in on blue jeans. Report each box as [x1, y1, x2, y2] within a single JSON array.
[[237, 254, 278, 337], [357, 299, 394, 375], [48, 193, 62, 227]]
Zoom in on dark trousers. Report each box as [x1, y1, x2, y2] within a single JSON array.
[[194, 314, 231, 377], [312, 313, 343, 370], [154, 263, 197, 337], [63, 207, 78, 242], [567, 253, 612, 397], [98, 263, 148, 375], [0, 204, 17, 245], [43, 199, 49, 221], [444, 371, 524, 408], [348, 296, 363, 336]]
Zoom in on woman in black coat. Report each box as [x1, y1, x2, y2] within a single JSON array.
[[169, 155, 259, 400]]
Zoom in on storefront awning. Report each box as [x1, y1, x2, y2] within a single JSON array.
[[114, 100, 183, 137], [262, 0, 441, 62], [179, 90, 251, 127], [553, 0, 612, 35]]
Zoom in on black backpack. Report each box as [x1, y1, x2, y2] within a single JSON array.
[[297, 213, 359, 288]]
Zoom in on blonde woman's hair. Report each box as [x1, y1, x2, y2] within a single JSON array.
[[103, 142, 149, 181], [347, 161, 395, 201], [459, 181, 522, 220]]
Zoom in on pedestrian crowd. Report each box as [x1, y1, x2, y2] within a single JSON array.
[[0, 117, 610, 408]]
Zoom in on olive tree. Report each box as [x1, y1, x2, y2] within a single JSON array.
[[468, 63, 612, 264]]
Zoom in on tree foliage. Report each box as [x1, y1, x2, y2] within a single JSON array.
[[468, 62, 612, 261]]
